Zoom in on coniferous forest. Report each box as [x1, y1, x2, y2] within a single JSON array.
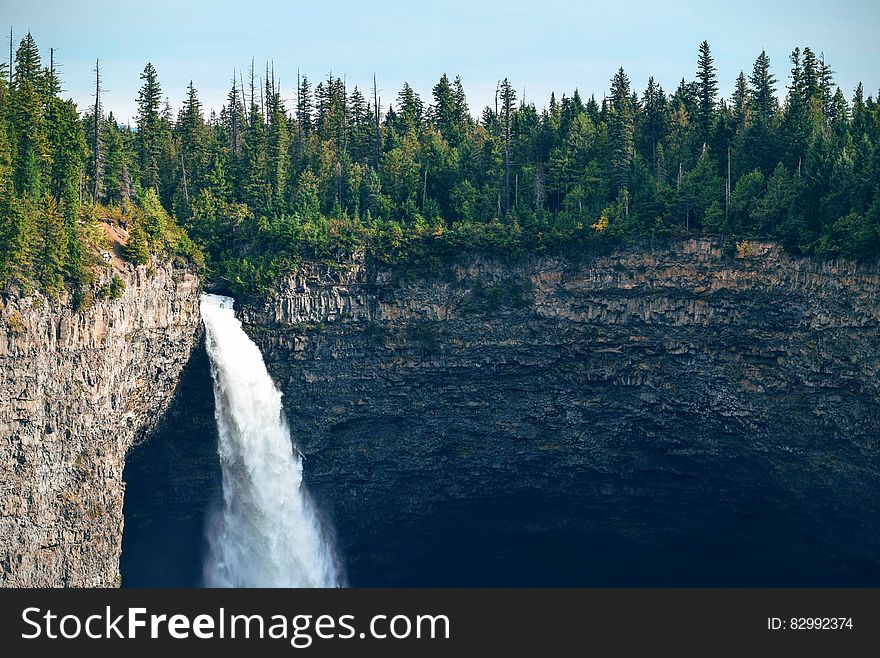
[[1, 33, 879, 298]]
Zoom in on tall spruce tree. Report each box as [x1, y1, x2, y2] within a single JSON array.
[[430, 73, 456, 138], [732, 71, 750, 131], [177, 80, 205, 211], [11, 33, 48, 197], [696, 40, 719, 139], [499, 78, 516, 215], [641, 77, 667, 166], [136, 63, 163, 189], [609, 67, 634, 194], [748, 50, 778, 124]]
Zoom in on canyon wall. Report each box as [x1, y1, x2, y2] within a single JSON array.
[[240, 240, 880, 585], [0, 263, 200, 587]]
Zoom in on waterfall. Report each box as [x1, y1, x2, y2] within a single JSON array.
[[200, 293, 341, 587]]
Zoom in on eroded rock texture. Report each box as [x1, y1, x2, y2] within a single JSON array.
[[240, 240, 880, 585], [0, 263, 200, 586]]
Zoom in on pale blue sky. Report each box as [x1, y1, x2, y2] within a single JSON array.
[[5, 0, 879, 123]]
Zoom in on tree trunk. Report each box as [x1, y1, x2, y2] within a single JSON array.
[[92, 59, 102, 202], [373, 74, 381, 170]]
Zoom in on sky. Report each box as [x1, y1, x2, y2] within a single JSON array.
[[4, 0, 880, 124]]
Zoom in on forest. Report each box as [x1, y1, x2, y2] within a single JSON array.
[[0, 32, 878, 298]]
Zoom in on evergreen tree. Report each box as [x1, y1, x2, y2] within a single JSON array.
[[102, 113, 131, 205], [177, 80, 205, 212], [137, 63, 163, 189], [11, 33, 49, 197], [731, 71, 750, 131], [781, 47, 819, 169], [499, 78, 516, 215], [1, 195, 37, 284], [696, 40, 718, 139], [91, 59, 103, 200], [609, 67, 634, 195], [749, 50, 778, 124], [124, 220, 150, 265], [801, 47, 820, 104], [829, 87, 850, 143], [852, 82, 870, 140], [430, 73, 456, 138], [33, 197, 67, 294], [348, 86, 373, 163], [266, 85, 289, 209], [395, 82, 424, 134], [641, 77, 667, 167], [452, 76, 470, 134], [46, 97, 86, 205], [671, 78, 698, 119], [817, 53, 835, 124], [296, 73, 313, 133]]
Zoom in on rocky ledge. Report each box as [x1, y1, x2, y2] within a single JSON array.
[[239, 239, 880, 585], [0, 262, 200, 587]]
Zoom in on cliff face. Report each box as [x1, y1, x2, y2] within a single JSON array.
[[0, 263, 200, 587], [240, 240, 880, 585]]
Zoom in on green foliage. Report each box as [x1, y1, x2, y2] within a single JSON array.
[[123, 220, 150, 265], [461, 277, 534, 314], [6, 310, 26, 335], [1, 33, 879, 302], [96, 274, 126, 301], [118, 188, 205, 268], [109, 274, 126, 299]]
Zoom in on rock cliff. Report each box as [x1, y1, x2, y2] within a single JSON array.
[[0, 263, 200, 587], [239, 239, 880, 585]]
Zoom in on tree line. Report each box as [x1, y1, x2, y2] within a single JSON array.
[[1, 32, 878, 296]]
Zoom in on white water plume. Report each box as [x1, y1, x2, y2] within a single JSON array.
[[200, 293, 340, 587]]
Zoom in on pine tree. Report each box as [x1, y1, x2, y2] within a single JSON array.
[[266, 85, 289, 209], [829, 87, 850, 142], [13, 32, 40, 84], [672, 78, 698, 119], [224, 73, 246, 195], [124, 219, 150, 265], [801, 47, 820, 103], [11, 33, 49, 197], [696, 40, 718, 138], [241, 67, 269, 209], [1, 195, 37, 285], [0, 73, 12, 193], [609, 67, 634, 194], [177, 81, 205, 211], [46, 97, 86, 205], [296, 73, 312, 133], [641, 77, 667, 166], [499, 78, 516, 215], [102, 114, 128, 204], [452, 76, 469, 128], [91, 59, 103, 201], [817, 53, 835, 124], [136, 63, 163, 189], [430, 73, 456, 138], [731, 71, 749, 131], [226, 73, 242, 157], [748, 50, 778, 124], [34, 197, 67, 294], [851, 82, 869, 140], [348, 86, 372, 162], [782, 47, 816, 168], [395, 82, 423, 134]]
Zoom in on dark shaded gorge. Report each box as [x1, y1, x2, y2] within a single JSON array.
[[120, 336, 221, 587], [121, 327, 880, 587]]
